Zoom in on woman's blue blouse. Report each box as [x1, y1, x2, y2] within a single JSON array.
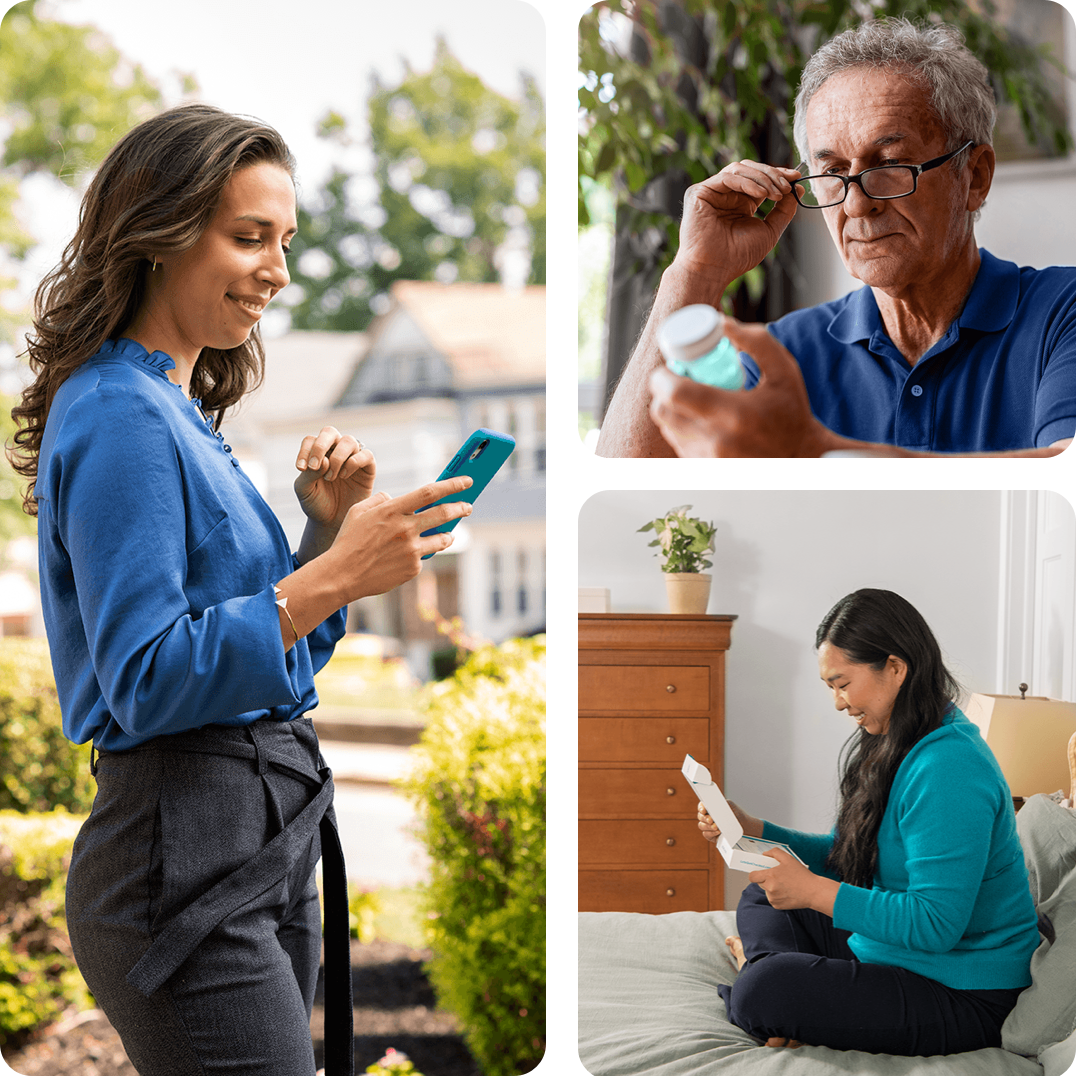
[[35, 338, 347, 751]]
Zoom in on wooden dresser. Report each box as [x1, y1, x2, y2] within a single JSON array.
[[579, 613, 736, 913]]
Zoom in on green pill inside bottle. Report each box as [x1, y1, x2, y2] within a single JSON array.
[[657, 304, 744, 390]]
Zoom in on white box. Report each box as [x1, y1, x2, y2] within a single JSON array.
[[578, 587, 611, 613], [681, 754, 804, 872]]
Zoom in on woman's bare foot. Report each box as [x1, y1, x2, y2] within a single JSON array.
[[725, 935, 748, 971], [724, 937, 802, 1048]]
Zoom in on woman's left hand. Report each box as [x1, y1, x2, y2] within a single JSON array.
[[748, 848, 838, 915], [293, 427, 376, 531]]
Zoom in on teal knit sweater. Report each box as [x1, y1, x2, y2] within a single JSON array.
[[762, 709, 1040, 990]]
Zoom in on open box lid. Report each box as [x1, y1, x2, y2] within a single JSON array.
[[682, 754, 743, 846]]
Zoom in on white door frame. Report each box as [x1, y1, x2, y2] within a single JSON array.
[[998, 490, 1076, 701]]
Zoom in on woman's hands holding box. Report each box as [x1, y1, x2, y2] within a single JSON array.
[[696, 799, 764, 843]]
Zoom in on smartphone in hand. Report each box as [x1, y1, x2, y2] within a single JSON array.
[[419, 429, 515, 558]]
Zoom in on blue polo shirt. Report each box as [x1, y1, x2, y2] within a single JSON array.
[[743, 249, 1076, 452]]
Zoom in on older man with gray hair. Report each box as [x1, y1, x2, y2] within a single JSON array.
[[596, 17, 1075, 457]]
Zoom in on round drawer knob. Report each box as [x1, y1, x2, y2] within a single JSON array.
[[666, 787, 676, 796], [666, 838, 676, 847], [666, 684, 676, 693], [666, 888, 676, 897], [666, 735, 676, 744]]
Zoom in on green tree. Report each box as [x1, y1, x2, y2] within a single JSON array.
[[0, 0, 169, 530], [286, 37, 545, 331], [0, 0, 163, 187], [0, 0, 167, 327]]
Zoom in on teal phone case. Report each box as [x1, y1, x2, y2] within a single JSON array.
[[419, 429, 515, 558]]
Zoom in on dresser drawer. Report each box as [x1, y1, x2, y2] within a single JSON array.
[[578, 665, 710, 712], [579, 819, 710, 866], [579, 717, 709, 762], [579, 768, 694, 817], [579, 869, 710, 912]]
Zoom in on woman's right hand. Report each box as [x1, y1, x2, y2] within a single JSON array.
[[697, 800, 765, 843], [328, 475, 474, 600]]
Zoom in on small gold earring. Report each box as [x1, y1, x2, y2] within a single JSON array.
[[151, 257, 158, 272]]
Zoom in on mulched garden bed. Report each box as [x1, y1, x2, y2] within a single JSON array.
[[4, 939, 480, 1076]]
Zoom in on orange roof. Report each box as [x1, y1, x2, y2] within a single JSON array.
[[388, 281, 545, 387]]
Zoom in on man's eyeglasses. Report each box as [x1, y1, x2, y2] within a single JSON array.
[[792, 141, 975, 208]]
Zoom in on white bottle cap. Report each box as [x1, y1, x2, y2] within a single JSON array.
[[822, 449, 890, 458], [657, 304, 726, 363]]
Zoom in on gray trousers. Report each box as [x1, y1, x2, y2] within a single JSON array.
[[67, 718, 353, 1076]]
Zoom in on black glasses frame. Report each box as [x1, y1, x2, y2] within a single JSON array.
[[792, 140, 976, 208]]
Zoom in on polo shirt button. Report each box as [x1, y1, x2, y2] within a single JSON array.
[[910, 385, 924, 397]]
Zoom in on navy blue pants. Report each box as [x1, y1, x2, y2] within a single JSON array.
[[717, 883, 1023, 1055], [67, 719, 353, 1076]]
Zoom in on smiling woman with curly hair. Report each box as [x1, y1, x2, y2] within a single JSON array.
[[9, 102, 473, 1076]]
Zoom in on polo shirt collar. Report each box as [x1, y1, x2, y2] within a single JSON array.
[[826, 247, 1020, 345], [957, 249, 1020, 333]]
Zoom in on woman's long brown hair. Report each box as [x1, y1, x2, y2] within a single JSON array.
[[9, 103, 297, 515]]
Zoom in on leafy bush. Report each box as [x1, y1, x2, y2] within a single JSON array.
[[0, 639, 95, 814], [349, 885, 381, 943], [401, 636, 545, 1076], [0, 810, 90, 1048]]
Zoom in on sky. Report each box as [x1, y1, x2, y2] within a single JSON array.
[[2, 0, 549, 312]]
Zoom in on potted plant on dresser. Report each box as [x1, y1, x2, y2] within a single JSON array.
[[638, 506, 717, 614]]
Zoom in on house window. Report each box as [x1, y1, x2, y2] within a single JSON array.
[[517, 549, 528, 614]]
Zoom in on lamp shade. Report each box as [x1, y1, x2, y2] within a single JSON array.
[[964, 693, 1076, 798]]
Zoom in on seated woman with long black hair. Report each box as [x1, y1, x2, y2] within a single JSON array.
[[699, 588, 1039, 1056]]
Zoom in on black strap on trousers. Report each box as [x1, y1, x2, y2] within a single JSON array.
[[100, 725, 354, 1076]]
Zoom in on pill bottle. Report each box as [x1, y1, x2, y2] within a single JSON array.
[[656, 304, 744, 390]]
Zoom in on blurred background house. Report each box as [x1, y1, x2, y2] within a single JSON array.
[[0, 534, 39, 636]]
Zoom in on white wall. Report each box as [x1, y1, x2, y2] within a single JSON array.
[[578, 490, 1005, 845]]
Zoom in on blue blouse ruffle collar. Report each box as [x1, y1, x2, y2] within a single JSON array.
[[99, 337, 177, 378]]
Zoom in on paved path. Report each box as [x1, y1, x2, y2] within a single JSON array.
[[314, 730, 431, 890]]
